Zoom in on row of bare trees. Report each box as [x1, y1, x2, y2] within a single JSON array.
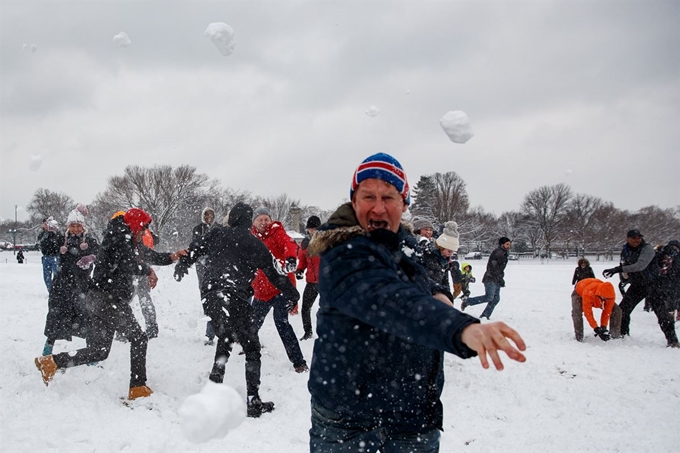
[[3, 165, 679, 255]]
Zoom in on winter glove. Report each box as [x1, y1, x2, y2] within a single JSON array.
[[594, 326, 611, 341], [602, 266, 622, 279], [469, 277, 476, 283], [295, 270, 304, 280], [284, 257, 297, 274], [174, 261, 189, 282], [148, 269, 158, 289], [285, 298, 298, 313], [76, 254, 96, 270]]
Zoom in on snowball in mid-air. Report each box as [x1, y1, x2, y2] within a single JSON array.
[[31, 44, 38, 53], [179, 382, 245, 443], [439, 110, 474, 144], [112, 32, 131, 48], [365, 106, 380, 117], [565, 169, 573, 177], [204, 22, 235, 56], [29, 155, 42, 172]]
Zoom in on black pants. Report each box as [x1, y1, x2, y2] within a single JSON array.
[[620, 283, 678, 344], [204, 291, 262, 397], [301, 282, 319, 336], [646, 290, 679, 345], [52, 290, 148, 388]]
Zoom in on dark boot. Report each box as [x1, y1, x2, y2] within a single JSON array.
[[247, 396, 275, 418]]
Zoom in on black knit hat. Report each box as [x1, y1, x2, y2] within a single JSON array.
[[306, 216, 321, 229], [499, 236, 512, 246]]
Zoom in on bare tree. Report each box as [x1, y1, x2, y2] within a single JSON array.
[[430, 172, 470, 224], [564, 193, 604, 255], [521, 183, 572, 256], [25, 189, 74, 225], [627, 205, 680, 245], [257, 193, 302, 229]]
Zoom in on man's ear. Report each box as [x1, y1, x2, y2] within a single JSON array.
[[401, 203, 408, 213]]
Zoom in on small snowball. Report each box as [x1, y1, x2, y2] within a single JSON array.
[[204, 22, 235, 56], [31, 44, 38, 53], [439, 110, 474, 144], [112, 32, 131, 48], [29, 155, 42, 171], [364, 106, 379, 117]]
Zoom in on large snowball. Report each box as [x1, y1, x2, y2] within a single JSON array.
[[365, 105, 380, 117], [439, 110, 474, 144], [29, 155, 42, 171], [179, 382, 245, 443], [204, 22, 235, 56], [113, 32, 131, 48]]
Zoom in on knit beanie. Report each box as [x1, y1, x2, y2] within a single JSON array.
[[435, 221, 460, 251], [499, 236, 512, 246], [306, 216, 321, 229], [252, 206, 271, 221], [124, 208, 152, 235], [412, 217, 434, 232], [350, 152, 410, 205], [67, 209, 86, 226]]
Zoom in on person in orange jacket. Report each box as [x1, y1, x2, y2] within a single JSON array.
[[571, 278, 622, 342]]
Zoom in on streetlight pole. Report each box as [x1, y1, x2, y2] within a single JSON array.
[[13, 205, 17, 255]]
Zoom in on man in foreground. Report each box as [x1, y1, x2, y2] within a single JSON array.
[[307, 152, 526, 452]]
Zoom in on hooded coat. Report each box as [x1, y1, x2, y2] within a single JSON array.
[[575, 278, 617, 329], [307, 202, 479, 432]]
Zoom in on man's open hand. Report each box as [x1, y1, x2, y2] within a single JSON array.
[[461, 321, 527, 371]]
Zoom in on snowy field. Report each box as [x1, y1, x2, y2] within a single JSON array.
[[1, 251, 678, 452]]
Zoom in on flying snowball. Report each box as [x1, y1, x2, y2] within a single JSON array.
[[179, 382, 245, 443], [365, 106, 379, 117], [29, 155, 42, 171], [565, 169, 573, 177], [112, 32, 131, 48], [22, 44, 28, 51], [31, 44, 38, 53], [405, 89, 410, 95], [439, 110, 474, 144], [204, 22, 235, 56]]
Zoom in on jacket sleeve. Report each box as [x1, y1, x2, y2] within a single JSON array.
[[255, 240, 300, 301], [572, 269, 578, 285], [296, 244, 308, 273], [322, 240, 479, 358], [622, 244, 655, 274], [600, 298, 615, 328], [582, 296, 599, 329], [139, 245, 174, 266]]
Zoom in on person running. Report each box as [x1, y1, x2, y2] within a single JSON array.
[[192, 207, 217, 345], [295, 215, 322, 341], [174, 202, 300, 417], [35, 208, 187, 400], [462, 237, 512, 320]]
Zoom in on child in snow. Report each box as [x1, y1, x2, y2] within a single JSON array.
[[571, 258, 595, 285], [461, 262, 476, 300]]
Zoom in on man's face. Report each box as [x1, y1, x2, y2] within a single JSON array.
[[252, 214, 272, 234], [420, 227, 434, 239], [204, 211, 215, 225], [352, 178, 407, 233], [501, 241, 512, 251], [626, 236, 642, 248]]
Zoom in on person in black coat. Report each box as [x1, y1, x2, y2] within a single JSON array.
[[41, 209, 99, 356], [191, 207, 217, 344], [572, 257, 595, 285], [462, 237, 512, 319], [645, 240, 680, 347], [35, 208, 187, 400], [174, 202, 300, 418]]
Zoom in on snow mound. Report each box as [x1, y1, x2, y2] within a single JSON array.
[[179, 381, 245, 443], [204, 22, 235, 56], [439, 110, 474, 144], [112, 32, 131, 48]]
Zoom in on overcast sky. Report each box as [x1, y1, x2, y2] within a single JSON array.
[[1, 0, 678, 223]]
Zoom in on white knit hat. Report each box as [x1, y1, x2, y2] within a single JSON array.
[[435, 221, 460, 251], [67, 209, 86, 226]]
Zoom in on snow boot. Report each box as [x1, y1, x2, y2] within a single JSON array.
[[247, 396, 275, 418], [128, 385, 153, 400], [35, 355, 58, 385], [300, 331, 313, 341], [460, 296, 468, 311]]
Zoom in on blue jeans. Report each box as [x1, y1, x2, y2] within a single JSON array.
[[251, 294, 306, 368], [42, 255, 59, 292], [309, 400, 440, 453], [466, 281, 501, 319]]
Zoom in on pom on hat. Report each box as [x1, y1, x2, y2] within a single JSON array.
[[435, 221, 460, 251], [67, 209, 86, 226], [306, 216, 321, 229], [124, 208, 152, 235], [75, 203, 89, 217], [252, 206, 271, 221], [350, 153, 410, 205], [412, 217, 434, 232]]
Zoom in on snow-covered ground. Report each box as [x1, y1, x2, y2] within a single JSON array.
[[1, 251, 678, 452]]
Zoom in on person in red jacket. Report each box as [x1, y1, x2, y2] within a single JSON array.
[[571, 278, 622, 342], [250, 207, 308, 373], [295, 215, 322, 340]]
